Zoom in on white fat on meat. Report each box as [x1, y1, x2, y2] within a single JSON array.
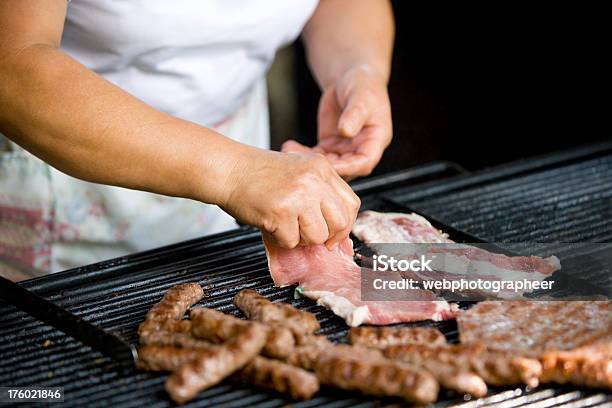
[[297, 288, 371, 327]]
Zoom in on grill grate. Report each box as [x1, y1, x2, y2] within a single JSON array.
[[386, 147, 612, 243], [1, 152, 611, 407]]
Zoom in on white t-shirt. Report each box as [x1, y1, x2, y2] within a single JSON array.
[[62, 0, 318, 128], [0, 0, 318, 275]]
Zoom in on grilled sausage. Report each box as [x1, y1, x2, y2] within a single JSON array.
[[138, 346, 319, 399], [421, 360, 487, 397], [287, 340, 382, 371], [238, 356, 319, 400], [138, 283, 203, 342], [137, 345, 216, 371], [144, 283, 204, 322], [190, 307, 247, 341], [349, 326, 447, 349], [285, 338, 438, 403], [165, 322, 267, 404], [348, 327, 485, 396], [540, 345, 612, 390], [314, 349, 439, 404], [384, 343, 542, 388], [139, 329, 216, 349], [189, 307, 294, 358], [262, 325, 295, 359], [234, 289, 319, 336]]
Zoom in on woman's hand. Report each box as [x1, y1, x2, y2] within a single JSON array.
[[282, 66, 392, 180], [220, 148, 361, 249]]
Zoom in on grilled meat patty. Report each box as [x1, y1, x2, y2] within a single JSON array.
[[458, 301, 612, 355]]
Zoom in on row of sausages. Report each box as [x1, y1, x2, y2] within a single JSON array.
[[136, 283, 609, 405]]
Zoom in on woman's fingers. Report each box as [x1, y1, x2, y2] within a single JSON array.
[[338, 95, 369, 138], [320, 198, 349, 249], [335, 175, 361, 229], [298, 203, 330, 246], [236, 149, 359, 250], [269, 216, 300, 249], [281, 139, 311, 154], [321, 174, 360, 248]]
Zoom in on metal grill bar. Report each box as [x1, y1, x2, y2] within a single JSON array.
[[388, 156, 612, 243]]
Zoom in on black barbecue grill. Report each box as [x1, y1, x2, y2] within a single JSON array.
[[1, 142, 611, 407]]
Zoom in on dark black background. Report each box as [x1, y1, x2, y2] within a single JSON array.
[[294, 3, 607, 175]]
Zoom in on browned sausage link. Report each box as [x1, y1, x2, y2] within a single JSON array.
[[285, 337, 358, 371], [138, 283, 203, 339], [137, 345, 213, 371], [263, 325, 295, 359], [234, 289, 320, 336], [349, 326, 487, 397], [138, 347, 319, 399], [286, 344, 326, 371], [138, 320, 192, 342], [287, 337, 383, 371], [190, 306, 294, 359], [139, 329, 220, 350], [238, 356, 320, 400], [349, 326, 447, 349], [384, 343, 542, 388], [358, 332, 485, 396], [540, 347, 612, 390], [296, 334, 333, 348], [165, 322, 267, 404], [425, 361, 487, 398], [384, 351, 487, 397], [314, 352, 439, 404], [287, 339, 439, 402], [145, 283, 204, 322], [189, 307, 247, 341]]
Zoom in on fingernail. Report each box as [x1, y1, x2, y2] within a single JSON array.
[[340, 123, 354, 137]]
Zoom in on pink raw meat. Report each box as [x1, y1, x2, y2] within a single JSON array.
[[264, 236, 458, 326], [352, 211, 560, 298]]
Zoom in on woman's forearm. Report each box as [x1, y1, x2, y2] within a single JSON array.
[[0, 44, 248, 206], [301, 0, 395, 89]]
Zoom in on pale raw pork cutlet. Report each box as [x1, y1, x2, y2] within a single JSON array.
[[352, 211, 560, 298], [264, 236, 458, 327], [352, 211, 453, 244]]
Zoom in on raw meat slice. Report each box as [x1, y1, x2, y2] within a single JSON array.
[[353, 211, 560, 298], [352, 211, 452, 244], [264, 236, 458, 326]]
